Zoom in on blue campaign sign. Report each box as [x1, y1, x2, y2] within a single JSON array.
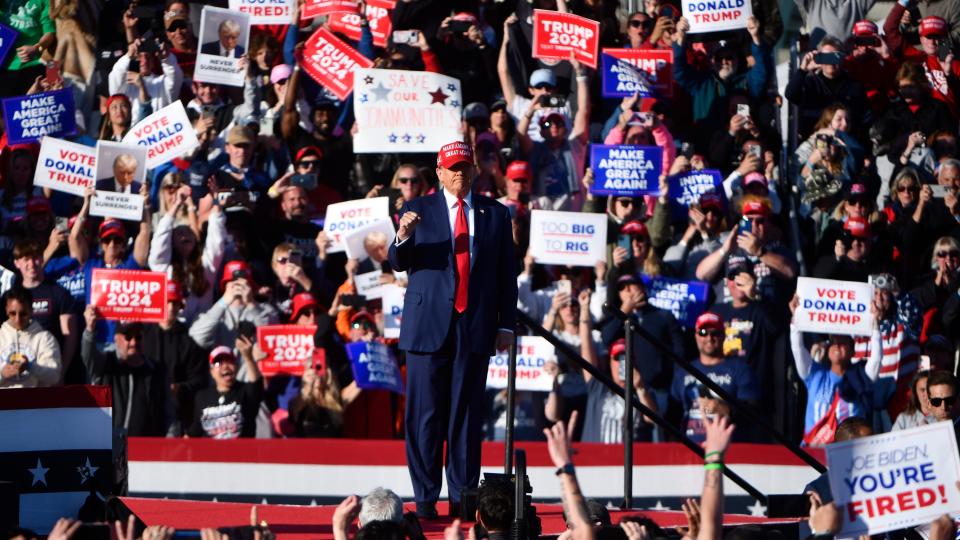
[[346, 341, 404, 394], [0, 24, 17, 66], [601, 52, 654, 98], [589, 144, 662, 197], [667, 169, 724, 222], [641, 275, 710, 328], [2, 89, 77, 145]]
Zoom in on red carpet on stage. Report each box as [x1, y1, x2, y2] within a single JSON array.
[[121, 497, 800, 539]]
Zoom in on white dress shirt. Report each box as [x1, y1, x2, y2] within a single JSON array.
[[441, 188, 475, 264]]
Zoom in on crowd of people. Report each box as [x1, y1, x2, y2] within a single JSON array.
[[0, 0, 959, 454]]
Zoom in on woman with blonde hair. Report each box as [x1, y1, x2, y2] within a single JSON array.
[[287, 366, 348, 437]]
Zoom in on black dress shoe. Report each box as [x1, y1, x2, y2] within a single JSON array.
[[416, 502, 438, 519], [448, 501, 461, 519]]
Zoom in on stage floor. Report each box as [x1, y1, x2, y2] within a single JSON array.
[[121, 497, 799, 539]]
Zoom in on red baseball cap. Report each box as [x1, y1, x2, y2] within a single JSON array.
[[291, 292, 320, 321], [741, 199, 771, 218], [743, 172, 768, 188], [695, 312, 724, 332], [844, 216, 871, 239], [350, 310, 375, 326], [540, 112, 566, 128], [610, 338, 626, 358], [853, 20, 878, 37], [620, 220, 649, 238], [506, 161, 532, 182], [920, 16, 948, 38], [437, 141, 474, 169], [295, 146, 323, 163], [26, 197, 52, 215], [98, 219, 126, 241], [699, 192, 724, 212], [220, 260, 255, 292], [209, 345, 237, 365], [167, 280, 184, 303]]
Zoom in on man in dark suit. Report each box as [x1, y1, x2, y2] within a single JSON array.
[[96, 153, 143, 194], [388, 141, 518, 519], [201, 19, 244, 57]]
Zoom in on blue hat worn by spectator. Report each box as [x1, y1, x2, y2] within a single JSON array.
[[529, 69, 557, 88]]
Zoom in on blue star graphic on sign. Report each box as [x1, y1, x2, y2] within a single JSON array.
[[388, 133, 398, 143], [402, 133, 412, 143], [370, 82, 391, 102], [447, 83, 456, 92], [450, 100, 460, 108], [416, 134, 426, 144], [360, 94, 369, 103], [364, 76, 374, 85], [28, 458, 49, 486]]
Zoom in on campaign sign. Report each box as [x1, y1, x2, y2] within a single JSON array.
[[343, 219, 396, 261], [328, 0, 394, 48], [682, 0, 753, 33], [355, 271, 384, 300], [303, 27, 374, 102], [256, 325, 316, 376], [2, 89, 77, 145], [532, 10, 600, 68], [90, 192, 145, 221], [381, 285, 404, 339], [825, 422, 960, 537], [194, 6, 250, 87], [323, 196, 390, 253], [228, 0, 295, 25], [667, 169, 724, 222], [122, 102, 199, 169], [589, 145, 662, 196], [487, 336, 555, 392], [529, 210, 607, 267], [601, 48, 673, 98], [641, 275, 709, 328], [346, 341, 404, 394], [302, 0, 358, 20], [90, 269, 166, 322], [0, 23, 17, 66], [353, 68, 462, 153], [33, 137, 97, 196], [795, 277, 874, 336]]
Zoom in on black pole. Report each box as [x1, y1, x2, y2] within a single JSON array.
[[511, 450, 527, 540], [504, 334, 518, 475], [622, 317, 634, 509]]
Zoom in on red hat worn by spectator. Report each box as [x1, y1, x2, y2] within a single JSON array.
[[920, 17, 948, 38], [844, 216, 871, 239], [741, 199, 771, 217], [98, 219, 126, 241], [167, 281, 184, 303], [437, 141, 473, 169], [699, 192, 724, 212], [620, 220, 648, 237], [853, 20, 879, 37], [209, 345, 237, 365], [26, 197, 51, 215], [105, 94, 130, 111], [220, 260, 255, 292], [695, 312, 724, 332], [291, 292, 319, 321], [350, 310, 375, 326], [506, 161, 532, 182], [295, 146, 323, 162], [452, 12, 478, 24], [540, 112, 566, 128], [610, 338, 626, 358]]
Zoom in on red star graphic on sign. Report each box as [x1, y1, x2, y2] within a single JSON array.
[[428, 87, 449, 105]]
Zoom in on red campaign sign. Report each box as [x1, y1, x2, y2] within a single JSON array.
[[256, 325, 318, 377], [301, 0, 358, 20], [532, 10, 601, 68], [302, 27, 374, 101], [602, 48, 674, 98], [90, 269, 167, 323], [327, 0, 394, 48]]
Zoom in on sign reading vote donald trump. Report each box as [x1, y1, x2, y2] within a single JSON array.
[[795, 277, 874, 336], [122, 101, 199, 169], [353, 68, 462, 153], [529, 210, 607, 267], [487, 336, 555, 392], [682, 0, 753, 33]]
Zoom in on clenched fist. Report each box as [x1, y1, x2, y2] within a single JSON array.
[[397, 211, 421, 241]]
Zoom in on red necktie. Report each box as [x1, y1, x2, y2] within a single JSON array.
[[454, 198, 470, 313]]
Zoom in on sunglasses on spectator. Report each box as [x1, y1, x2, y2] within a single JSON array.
[[533, 83, 555, 90], [930, 395, 957, 408], [697, 328, 723, 337], [212, 358, 236, 366], [628, 19, 646, 28], [121, 331, 142, 341], [101, 236, 125, 245], [398, 176, 420, 184], [897, 184, 919, 192], [297, 160, 319, 169], [166, 20, 188, 32], [937, 250, 960, 258], [276, 256, 298, 265], [744, 216, 767, 225], [616, 198, 634, 207], [163, 184, 182, 192], [274, 78, 289, 86]]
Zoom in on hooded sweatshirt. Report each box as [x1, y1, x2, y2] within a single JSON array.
[[0, 319, 61, 387]]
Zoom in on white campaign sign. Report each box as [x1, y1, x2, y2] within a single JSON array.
[[825, 422, 960, 537], [122, 101, 199, 169], [90, 191, 145, 221], [194, 6, 251, 87], [323, 197, 390, 253], [95, 141, 148, 184], [343, 219, 396, 261], [33, 137, 96, 196], [681, 0, 753, 33], [355, 270, 384, 300], [529, 210, 608, 267], [381, 285, 404, 339], [795, 277, 874, 336], [487, 336, 555, 392], [353, 68, 463, 153], [228, 0, 295, 25]]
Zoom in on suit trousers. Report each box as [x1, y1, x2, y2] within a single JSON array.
[[405, 312, 488, 504]]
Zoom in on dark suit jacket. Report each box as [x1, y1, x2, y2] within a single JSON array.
[[201, 41, 245, 58], [388, 191, 517, 357], [95, 178, 143, 194]]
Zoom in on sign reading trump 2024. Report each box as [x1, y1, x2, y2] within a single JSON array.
[[346, 341, 404, 394], [487, 336, 555, 392], [90, 269, 167, 322], [825, 421, 960, 537], [682, 0, 753, 33], [2, 89, 77, 145], [529, 210, 607, 267], [256, 325, 317, 377], [795, 277, 874, 336], [532, 10, 600, 68], [33, 137, 97, 197], [122, 102, 199, 169], [642, 275, 709, 328], [589, 145, 662, 196]]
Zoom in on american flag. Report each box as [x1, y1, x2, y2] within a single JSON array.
[[0, 385, 112, 533]]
